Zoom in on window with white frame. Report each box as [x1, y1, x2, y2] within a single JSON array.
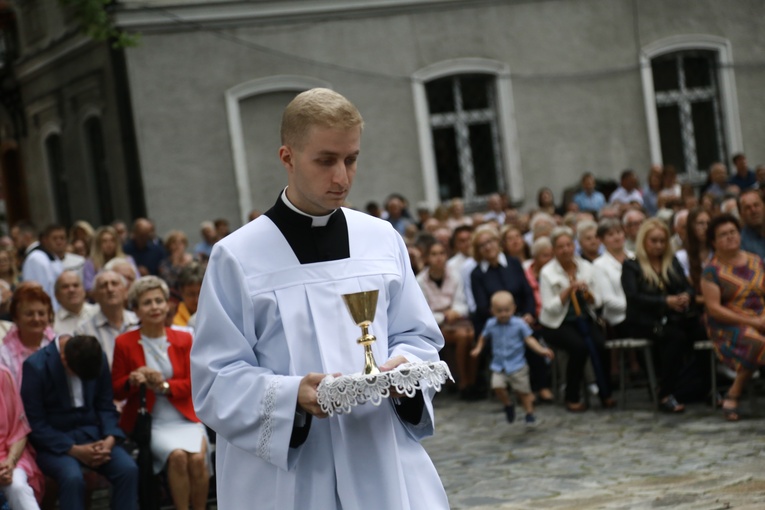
[[650, 50, 727, 179], [424, 73, 504, 202]]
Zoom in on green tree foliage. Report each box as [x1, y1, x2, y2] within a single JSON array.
[[59, 0, 139, 48]]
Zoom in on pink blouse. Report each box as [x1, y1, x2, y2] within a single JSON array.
[[0, 365, 44, 500], [0, 325, 56, 387]]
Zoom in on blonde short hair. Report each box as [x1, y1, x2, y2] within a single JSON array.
[[490, 290, 514, 308], [281, 88, 364, 149], [471, 225, 500, 263]]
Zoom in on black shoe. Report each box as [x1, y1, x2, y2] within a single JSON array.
[[504, 404, 516, 423]]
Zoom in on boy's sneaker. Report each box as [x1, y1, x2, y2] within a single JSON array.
[[504, 404, 515, 423], [524, 413, 537, 427]]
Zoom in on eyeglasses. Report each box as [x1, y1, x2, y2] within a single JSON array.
[[478, 239, 498, 250]]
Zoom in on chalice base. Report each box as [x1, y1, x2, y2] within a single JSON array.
[[316, 361, 453, 417]]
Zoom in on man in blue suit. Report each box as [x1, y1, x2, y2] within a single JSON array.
[[20, 335, 138, 510]]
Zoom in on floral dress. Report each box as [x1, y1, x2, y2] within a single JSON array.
[[702, 252, 765, 370]]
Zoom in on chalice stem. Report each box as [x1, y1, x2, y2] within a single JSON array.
[[363, 345, 380, 375]]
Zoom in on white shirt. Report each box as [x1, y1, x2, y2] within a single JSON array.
[[608, 187, 644, 205], [75, 309, 139, 367], [54, 302, 98, 336], [592, 250, 633, 326], [62, 253, 86, 277], [461, 257, 478, 313], [446, 252, 469, 276], [55, 336, 84, 407], [22, 248, 64, 311], [675, 249, 690, 277]]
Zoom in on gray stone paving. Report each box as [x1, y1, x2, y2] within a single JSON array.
[[423, 390, 765, 509]]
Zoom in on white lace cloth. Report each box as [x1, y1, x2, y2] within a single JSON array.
[[317, 361, 453, 416]]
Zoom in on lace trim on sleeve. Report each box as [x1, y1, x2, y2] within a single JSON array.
[[257, 378, 280, 461]]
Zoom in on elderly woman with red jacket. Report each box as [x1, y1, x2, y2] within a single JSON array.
[[112, 276, 209, 510]]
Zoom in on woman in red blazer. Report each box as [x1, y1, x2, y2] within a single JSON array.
[[112, 276, 209, 510]]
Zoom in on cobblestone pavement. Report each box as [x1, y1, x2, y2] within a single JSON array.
[[423, 390, 765, 509]]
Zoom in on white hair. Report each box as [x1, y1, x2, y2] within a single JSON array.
[[530, 212, 555, 232], [621, 208, 646, 225], [530, 236, 552, 257], [672, 209, 689, 230], [576, 220, 598, 241]]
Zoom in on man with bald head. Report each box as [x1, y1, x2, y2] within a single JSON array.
[[122, 218, 166, 276], [75, 270, 139, 367], [53, 271, 98, 335]]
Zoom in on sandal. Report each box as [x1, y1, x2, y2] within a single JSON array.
[[537, 389, 555, 404], [722, 393, 740, 422], [565, 401, 587, 413], [658, 394, 685, 413]]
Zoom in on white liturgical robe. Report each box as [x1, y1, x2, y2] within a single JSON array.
[[191, 205, 449, 510]]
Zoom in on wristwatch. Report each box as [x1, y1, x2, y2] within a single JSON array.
[[161, 381, 170, 395]]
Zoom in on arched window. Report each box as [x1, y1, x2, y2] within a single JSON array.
[[413, 59, 523, 207], [44, 133, 71, 225], [641, 36, 742, 182], [225, 75, 331, 223], [83, 116, 113, 224], [425, 73, 503, 201]]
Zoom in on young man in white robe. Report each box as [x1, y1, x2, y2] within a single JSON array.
[[191, 88, 449, 510]]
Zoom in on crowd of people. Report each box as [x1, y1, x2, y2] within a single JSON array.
[[374, 156, 764, 424], [0, 217, 224, 509], [1, 152, 764, 508]]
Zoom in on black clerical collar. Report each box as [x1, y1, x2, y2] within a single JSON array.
[[264, 192, 350, 264]]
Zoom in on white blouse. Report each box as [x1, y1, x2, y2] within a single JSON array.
[[592, 250, 633, 326], [539, 256, 602, 329]]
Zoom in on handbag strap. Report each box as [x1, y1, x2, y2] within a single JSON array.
[[139, 383, 148, 414]]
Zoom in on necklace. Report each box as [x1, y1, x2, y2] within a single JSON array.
[[138, 335, 168, 365]]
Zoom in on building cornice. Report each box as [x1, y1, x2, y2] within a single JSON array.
[[113, 0, 502, 32], [15, 30, 93, 81]]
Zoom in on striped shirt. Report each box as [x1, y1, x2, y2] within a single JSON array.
[[75, 309, 140, 368]]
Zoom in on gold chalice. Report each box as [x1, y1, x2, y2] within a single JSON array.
[[342, 290, 380, 375]]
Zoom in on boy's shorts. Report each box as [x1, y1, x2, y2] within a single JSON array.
[[491, 364, 531, 394]]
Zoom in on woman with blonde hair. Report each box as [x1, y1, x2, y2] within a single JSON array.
[[82, 226, 137, 293], [621, 218, 705, 413], [446, 198, 472, 230], [68, 220, 95, 257]]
